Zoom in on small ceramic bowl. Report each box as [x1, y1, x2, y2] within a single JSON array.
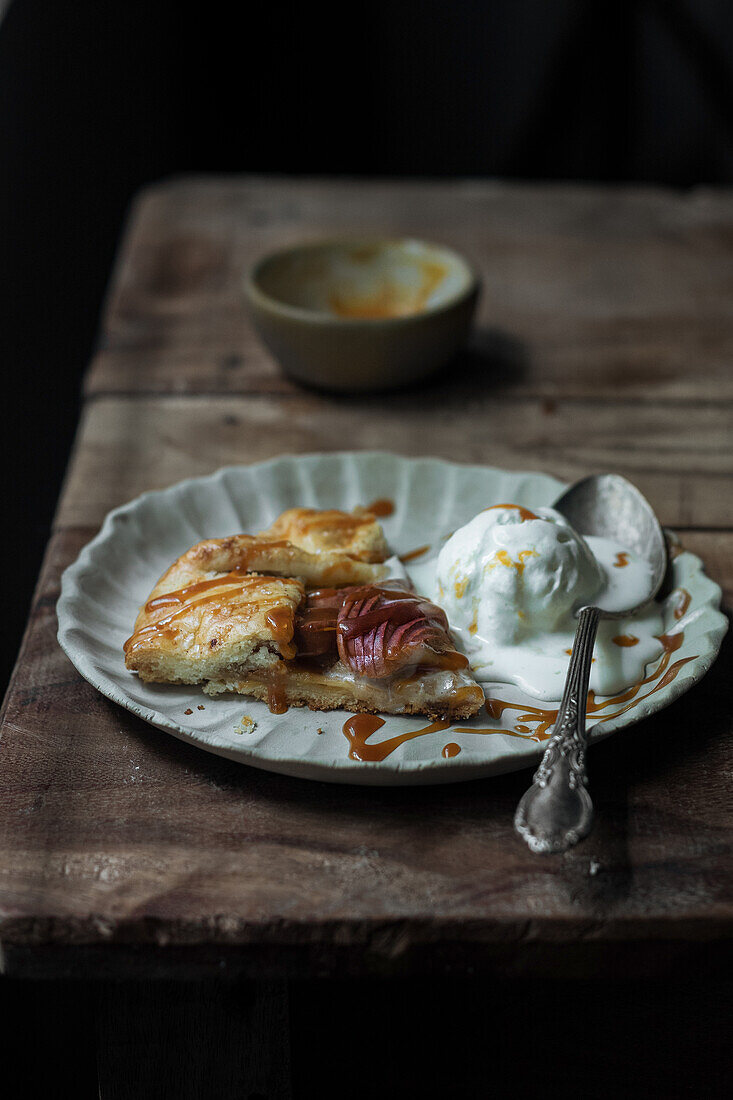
[[244, 238, 480, 392]]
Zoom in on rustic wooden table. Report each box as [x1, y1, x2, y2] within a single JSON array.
[[1, 177, 732, 1098]]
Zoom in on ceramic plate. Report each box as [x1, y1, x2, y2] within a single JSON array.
[[57, 453, 728, 785]]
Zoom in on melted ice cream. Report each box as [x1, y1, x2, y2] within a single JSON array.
[[408, 504, 664, 702]]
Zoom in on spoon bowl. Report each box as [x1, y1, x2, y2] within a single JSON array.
[[514, 474, 668, 854], [554, 473, 667, 615]]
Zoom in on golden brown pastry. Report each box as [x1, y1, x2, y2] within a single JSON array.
[[153, 533, 387, 590], [261, 507, 389, 563], [124, 535, 386, 683], [124, 517, 483, 721], [125, 571, 305, 686]]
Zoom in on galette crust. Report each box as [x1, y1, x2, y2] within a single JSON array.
[[205, 664, 485, 721], [261, 507, 389, 563], [157, 534, 387, 590]]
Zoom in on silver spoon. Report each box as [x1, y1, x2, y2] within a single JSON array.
[[514, 474, 667, 854]]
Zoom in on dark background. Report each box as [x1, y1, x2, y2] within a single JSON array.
[[1, 3, 732, 1095]]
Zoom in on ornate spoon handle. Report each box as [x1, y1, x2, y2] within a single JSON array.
[[514, 605, 601, 854]]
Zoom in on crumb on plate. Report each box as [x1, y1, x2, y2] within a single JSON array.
[[234, 714, 257, 735]]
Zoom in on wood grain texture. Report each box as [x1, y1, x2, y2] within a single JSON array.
[[56, 394, 733, 529], [87, 177, 733, 400], [0, 528, 730, 977], [3, 178, 733, 981]]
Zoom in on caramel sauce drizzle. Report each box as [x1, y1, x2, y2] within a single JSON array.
[[485, 548, 539, 575], [295, 509, 375, 538], [143, 572, 248, 613], [342, 629, 697, 761], [265, 606, 295, 642], [479, 631, 696, 741], [673, 588, 691, 620], [486, 503, 539, 521], [267, 683, 289, 715], [613, 552, 630, 568], [399, 544, 431, 563], [366, 498, 395, 517], [478, 698, 558, 740], [343, 715, 451, 762], [124, 573, 292, 656], [613, 634, 639, 647]]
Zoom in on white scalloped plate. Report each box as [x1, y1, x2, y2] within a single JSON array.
[[57, 453, 728, 785]]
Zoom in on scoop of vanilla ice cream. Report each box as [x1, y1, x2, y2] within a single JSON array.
[[435, 504, 604, 646]]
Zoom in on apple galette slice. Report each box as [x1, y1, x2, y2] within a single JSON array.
[[124, 529, 484, 721], [124, 534, 386, 685]]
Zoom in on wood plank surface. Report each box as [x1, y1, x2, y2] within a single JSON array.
[[56, 394, 732, 529], [3, 177, 733, 983], [87, 177, 733, 400], [0, 527, 730, 978]]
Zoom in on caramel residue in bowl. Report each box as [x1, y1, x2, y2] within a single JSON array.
[[329, 259, 448, 319]]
